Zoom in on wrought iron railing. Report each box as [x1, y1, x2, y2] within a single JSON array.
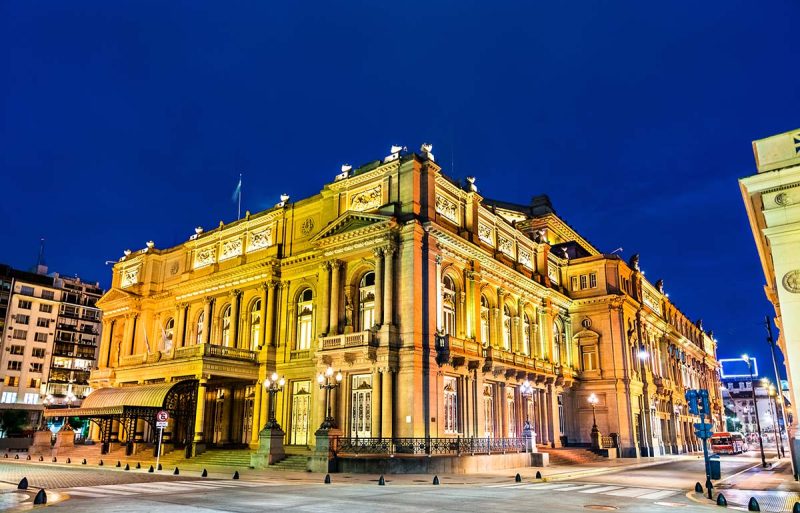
[[334, 436, 528, 456]]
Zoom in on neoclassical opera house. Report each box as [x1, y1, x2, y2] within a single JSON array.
[[66, 145, 722, 470]]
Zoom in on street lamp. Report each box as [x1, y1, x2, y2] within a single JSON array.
[[764, 382, 785, 459], [317, 366, 342, 430], [520, 380, 535, 452], [263, 372, 285, 430], [588, 393, 599, 431], [743, 354, 767, 468]]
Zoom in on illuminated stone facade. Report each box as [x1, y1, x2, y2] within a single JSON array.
[[740, 128, 800, 475], [90, 146, 721, 459]]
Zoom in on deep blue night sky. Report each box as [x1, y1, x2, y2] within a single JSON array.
[[2, 1, 798, 375]]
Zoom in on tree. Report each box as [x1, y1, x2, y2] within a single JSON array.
[[0, 410, 28, 436]]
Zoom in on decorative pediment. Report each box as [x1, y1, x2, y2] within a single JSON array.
[[310, 211, 396, 245], [96, 287, 140, 307], [573, 328, 599, 345]]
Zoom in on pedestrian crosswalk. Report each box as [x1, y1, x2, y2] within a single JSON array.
[[484, 482, 679, 501], [64, 479, 271, 499]]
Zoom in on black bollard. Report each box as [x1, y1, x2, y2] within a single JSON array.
[[535, 471, 542, 480], [148, 465, 154, 473], [3, 454, 7, 458], [33, 489, 47, 505], [99, 460, 103, 466], [695, 482, 703, 493], [173, 467, 180, 475], [157, 463, 162, 471], [52, 457, 57, 463], [793, 502, 800, 513], [432, 475, 439, 485], [124, 463, 130, 471], [17, 478, 28, 490], [66, 458, 71, 464], [233, 471, 240, 480], [378, 475, 385, 486], [14, 454, 19, 460], [324, 474, 331, 484], [716, 493, 727, 507], [202, 469, 208, 477], [748, 497, 760, 512], [515, 473, 522, 483], [706, 477, 714, 499], [82, 459, 86, 465], [136, 462, 141, 469], [116, 461, 121, 468]]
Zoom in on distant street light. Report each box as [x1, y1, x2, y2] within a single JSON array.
[[263, 372, 285, 430]]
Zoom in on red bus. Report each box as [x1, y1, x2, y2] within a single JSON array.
[[710, 432, 748, 454]]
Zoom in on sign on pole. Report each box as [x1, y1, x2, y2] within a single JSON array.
[[155, 410, 169, 470]]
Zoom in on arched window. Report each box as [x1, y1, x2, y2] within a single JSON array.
[[249, 299, 262, 350], [220, 305, 232, 347], [163, 318, 175, 351], [359, 272, 375, 331], [552, 320, 562, 363], [195, 311, 205, 345], [442, 275, 456, 336], [296, 289, 314, 350], [522, 313, 532, 356], [502, 305, 512, 351], [480, 295, 491, 346]]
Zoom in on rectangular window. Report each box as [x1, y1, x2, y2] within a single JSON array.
[[7, 361, 22, 371], [30, 363, 43, 373], [580, 275, 587, 290], [20, 286, 34, 296], [34, 332, 48, 342], [41, 290, 54, 300], [571, 276, 579, 291], [1, 392, 18, 403], [443, 376, 459, 434], [31, 348, 45, 358], [589, 273, 597, 288], [23, 393, 39, 404], [36, 318, 50, 328], [39, 304, 53, 313], [18, 299, 32, 310], [29, 378, 40, 388], [10, 345, 24, 355], [16, 314, 30, 325], [12, 329, 27, 340], [582, 346, 598, 371], [6, 376, 19, 387]]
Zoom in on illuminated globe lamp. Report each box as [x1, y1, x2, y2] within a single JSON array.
[[318, 366, 343, 430], [588, 393, 601, 449]]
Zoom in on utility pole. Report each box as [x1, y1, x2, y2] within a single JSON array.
[[766, 315, 798, 480]]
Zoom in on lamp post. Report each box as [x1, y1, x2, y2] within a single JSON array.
[[263, 372, 285, 430], [520, 380, 535, 452], [743, 354, 767, 468], [588, 393, 600, 449], [317, 366, 342, 430]]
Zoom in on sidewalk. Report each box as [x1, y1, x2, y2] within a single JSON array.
[[690, 459, 800, 512]]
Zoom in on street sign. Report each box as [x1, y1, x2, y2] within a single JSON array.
[[156, 421, 168, 428], [155, 410, 169, 471], [156, 410, 169, 422]]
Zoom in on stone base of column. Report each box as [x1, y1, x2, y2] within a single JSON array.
[[309, 428, 341, 473], [31, 430, 53, 456], [250, 428, 286, 468], [54, 428, 75, 451], [191, 441, 206, 458]]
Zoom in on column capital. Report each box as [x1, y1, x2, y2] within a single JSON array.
[[383, 244, 397, 256], [229, 288, 242, 299], [204, 296, 214, 304], [330, 260, 343, 270], [320, 260, 332, 272], [372, 247, 384, 258], [434, 254, 443, 265]]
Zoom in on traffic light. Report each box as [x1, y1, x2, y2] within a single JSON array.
[[685, 389, 710, 417]]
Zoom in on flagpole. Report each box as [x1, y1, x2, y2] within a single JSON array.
[[238, 173, 242, 220]]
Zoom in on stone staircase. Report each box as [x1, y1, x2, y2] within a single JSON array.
[[538, 447, 608, 466], [268, 454, 309, 471]]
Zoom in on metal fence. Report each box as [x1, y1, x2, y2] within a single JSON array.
[[334, 436, 528, 456]]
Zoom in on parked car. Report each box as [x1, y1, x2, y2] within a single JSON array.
[[710, 432, 748, 454]]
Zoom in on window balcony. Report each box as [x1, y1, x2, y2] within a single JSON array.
[[319, 330, 376, 351], [118, 342, 258, 368]]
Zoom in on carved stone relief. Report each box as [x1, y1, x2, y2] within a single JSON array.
[[435, 195, 458, 223], [121, 266, 140, 288], [478, 223, 493, 244], [220, 238, 243, 261], [194, 247, 216, 269], [350, 185, 382, 212], [248, 228, 273, 252]]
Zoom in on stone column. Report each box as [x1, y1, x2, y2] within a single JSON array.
[[229, 290, 241, 348], [381, 368, 393, 439], [517, 299, 526, 354], [329, 261, 341, 335], [250, 382, 263, 447], [318, 264, 330, 336], [498, 383, 507, 437], [435, 254, 443, 331], [201, 299, 212, 345], [548, 385, 561, 447], [383, 247, 395, 326], [264, 281, 276, 347], [538, 389, 549, 445], [99, 319, 112, 367], [175, 304, 186, 348], [465, 270, 476, 339], [371, 368, 381, 437], [120, 315, 133, 358], [512, 316, 521, 354], [373, 249, 384, 327], [193, 378, 208, 449], [490, 308, 499, 348]]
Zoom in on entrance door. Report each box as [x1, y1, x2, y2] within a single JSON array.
[[241, 385, 255, 443], [350, 375, 372, 438], [290, 381, 310, 446]]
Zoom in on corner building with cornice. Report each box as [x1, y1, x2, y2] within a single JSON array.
[[81, 146, 722, 467]]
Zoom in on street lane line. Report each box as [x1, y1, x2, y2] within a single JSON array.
[[604, 487, 660, 497], [579, 486, 623, 494], [638, 490, 678, 500]]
